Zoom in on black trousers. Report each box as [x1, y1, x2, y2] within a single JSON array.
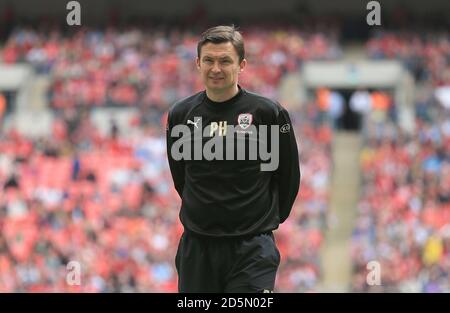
[[175, 231, 280, 293]]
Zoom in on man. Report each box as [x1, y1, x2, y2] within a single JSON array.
[[166, 25, 300, 293]]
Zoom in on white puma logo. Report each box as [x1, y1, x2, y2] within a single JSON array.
[[187, 118, 200, 129]]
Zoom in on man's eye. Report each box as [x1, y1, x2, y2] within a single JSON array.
[[221, 60, 231, 64], [204, 59, 213, 63]]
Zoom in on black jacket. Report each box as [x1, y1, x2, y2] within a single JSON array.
[[166, 86, 300, 237]]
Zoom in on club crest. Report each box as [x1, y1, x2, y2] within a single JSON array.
[[237, 113, 253, 130]]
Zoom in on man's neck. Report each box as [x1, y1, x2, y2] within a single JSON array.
[[206, 85, 239, 103]]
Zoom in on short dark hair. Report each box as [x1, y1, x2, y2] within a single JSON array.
[[197, 25, 245, 63]]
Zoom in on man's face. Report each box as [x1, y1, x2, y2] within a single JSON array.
[[197, 42, 246, 94]]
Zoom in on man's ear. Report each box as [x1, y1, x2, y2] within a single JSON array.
[[196, 57, 201, 70], [239, 58, 247, 72]]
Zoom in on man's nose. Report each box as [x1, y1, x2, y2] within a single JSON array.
[[211, 62, 221, 73]]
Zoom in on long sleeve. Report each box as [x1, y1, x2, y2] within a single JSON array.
[[276, 107, 300, 223], [166, 110, 185, 199], [165, 89, 300, 236]]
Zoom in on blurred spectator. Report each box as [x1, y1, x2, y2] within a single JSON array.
[[0, 92, 6, 122]]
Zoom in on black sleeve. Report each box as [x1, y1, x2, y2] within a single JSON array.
[[166, 110, 185, 199], [276, 107, 300, 223]]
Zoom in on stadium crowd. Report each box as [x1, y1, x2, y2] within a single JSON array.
[[0, 26, 337, 292], [4, 23, 448, 294], [1, 25, 341, 108], [351, 30, 450, 292], [366, 30, 450, 86]]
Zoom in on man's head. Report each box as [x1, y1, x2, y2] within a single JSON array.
[[196, 25, 247, 100]]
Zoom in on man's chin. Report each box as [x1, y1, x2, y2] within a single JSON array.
[[206, 84, 226, 92]]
